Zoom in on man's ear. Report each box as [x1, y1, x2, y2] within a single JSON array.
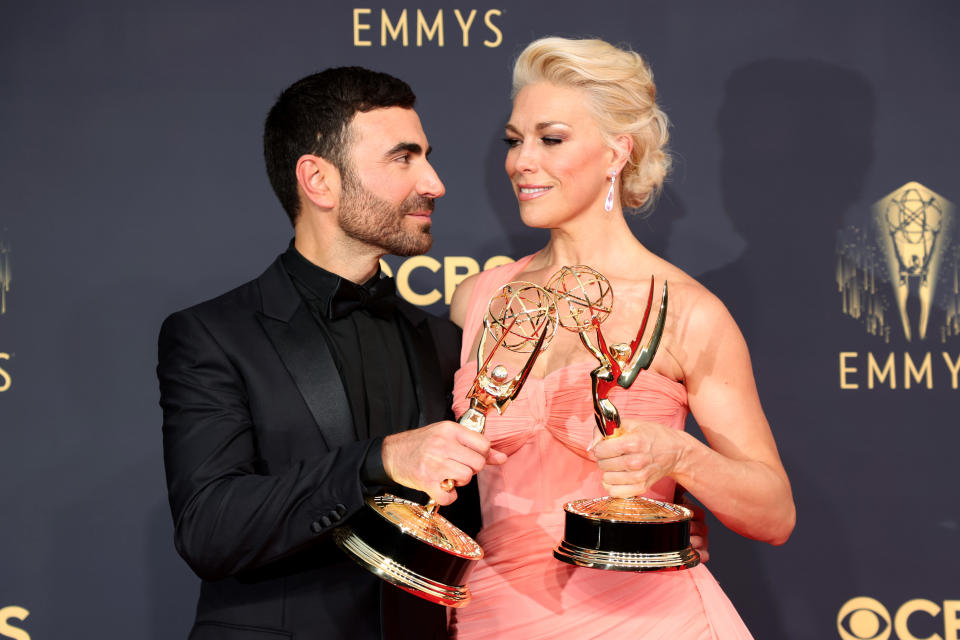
[[295, 154, 340, 210]]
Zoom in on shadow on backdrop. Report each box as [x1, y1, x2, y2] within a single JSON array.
[[629, 185, 687, 260], [698, 58, 875, 639]]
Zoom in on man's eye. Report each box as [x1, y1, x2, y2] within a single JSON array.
[[394, 154, 410, 163], [502, 137, 521, 148]]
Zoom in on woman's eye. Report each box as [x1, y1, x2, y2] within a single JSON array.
[[502, 137, 521, 148], [542, 136, 563, 146]]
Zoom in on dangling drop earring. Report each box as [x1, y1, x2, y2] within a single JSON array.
[[604, 170, 617, 212]]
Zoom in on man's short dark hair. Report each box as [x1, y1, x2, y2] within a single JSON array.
[[263, 67, 417, 225]]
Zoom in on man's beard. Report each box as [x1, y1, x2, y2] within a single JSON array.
[[338, 167, 434, 257]]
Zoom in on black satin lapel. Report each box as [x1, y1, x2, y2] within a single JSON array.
[[395, 313, 446, 426], [258, 304, 354, 450]]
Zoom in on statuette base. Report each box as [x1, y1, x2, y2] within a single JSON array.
[[334, 495, 481, 607], [553, 496, 700, 572]]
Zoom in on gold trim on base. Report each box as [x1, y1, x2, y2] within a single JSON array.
[[564, 496, 693, 523], [553, 540, 700, 572], [333, 526, 472, 607], [369, 495, 483, 558]]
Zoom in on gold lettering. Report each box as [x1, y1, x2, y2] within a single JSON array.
[[483, 255, 515, 271], [453, 9, 477, 47], [894, 598, 941, 640], [383, 256, 519, 306], [381, 8, 409, 46], [943, 353, 960, 390], [904, 352, 933, 389], [944, 600, 960, 640], [0, 606, 30, 640], [867, 352, 896, 389], [397, 255, 441, 306], [416, 9, 443, 47], [482, 9, 503, 48], [839, 352, 859, 389], [0, 353, 10, 393], [444, 256, 479, 304], [353, 8, 372, 46]]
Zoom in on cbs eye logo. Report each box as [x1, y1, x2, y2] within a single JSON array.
[[838, 597, 891, 640]]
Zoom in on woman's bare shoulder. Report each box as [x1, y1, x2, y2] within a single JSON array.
[[449, 270, 483, 328], [642, 255, 731, 321], [645, 258, 746, 377]]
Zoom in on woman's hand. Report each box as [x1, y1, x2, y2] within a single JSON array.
[[684, 500, 710, 563], [592, 420, 686, 497]]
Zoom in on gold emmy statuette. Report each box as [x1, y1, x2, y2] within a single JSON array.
[[547, 266, 699, 572], [334, 282, 557, 606]]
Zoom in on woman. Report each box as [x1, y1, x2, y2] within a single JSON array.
[[448, 37, 795, 638]]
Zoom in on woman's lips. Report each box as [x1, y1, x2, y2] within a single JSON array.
[[517, 185, 552, 201]]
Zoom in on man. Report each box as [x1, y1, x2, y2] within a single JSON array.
[[158, 67, 503, 640]]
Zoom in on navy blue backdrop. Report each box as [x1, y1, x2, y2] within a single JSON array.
[[1, 2, 958, 639]]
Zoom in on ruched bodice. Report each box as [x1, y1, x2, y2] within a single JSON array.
[[455, 360, 687, 459], [453, 361, 689, 526]]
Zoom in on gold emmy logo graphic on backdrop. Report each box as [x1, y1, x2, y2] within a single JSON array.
[[837, 182, 958, 342], [0, 236, 10, 316]]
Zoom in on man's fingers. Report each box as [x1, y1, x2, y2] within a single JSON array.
[[450, 424, 505, 468], [382, 420, 503, 497], [437, 446, 507, 498], [426, 468, 467, 506], [455, 427, 495, 455], [486, 447, 508, 465], [452, 447, 488, 476], [440, 459, 478, 488], [427, 486, 458, 506]]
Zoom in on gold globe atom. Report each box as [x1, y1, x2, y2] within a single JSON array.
[[485, 282, 557, 353], [547, 265, 614, 332]]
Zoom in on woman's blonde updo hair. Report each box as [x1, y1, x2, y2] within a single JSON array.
[[512, 37, 671, 211]]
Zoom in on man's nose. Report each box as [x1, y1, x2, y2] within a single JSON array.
[[418, 162, 445, 198]]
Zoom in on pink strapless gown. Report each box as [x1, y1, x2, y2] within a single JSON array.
[[449, 256, 753, 639]]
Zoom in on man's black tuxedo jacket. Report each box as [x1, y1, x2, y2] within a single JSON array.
[[158, 256, 480, 640]]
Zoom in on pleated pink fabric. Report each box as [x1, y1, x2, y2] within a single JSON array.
[[450, 256, 753, 639]]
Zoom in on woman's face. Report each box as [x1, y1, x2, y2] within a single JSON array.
[[504, 82, 616, 228]]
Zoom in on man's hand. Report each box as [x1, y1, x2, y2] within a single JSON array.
[[381, 421, 507, 505]]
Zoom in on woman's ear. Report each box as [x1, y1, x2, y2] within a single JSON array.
[[610, 134, 634, 174]]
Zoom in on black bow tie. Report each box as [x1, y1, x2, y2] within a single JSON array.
[[328, 276, 398, 320]]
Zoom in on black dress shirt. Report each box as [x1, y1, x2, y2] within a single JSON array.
[[281, 244, 419, 489]]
